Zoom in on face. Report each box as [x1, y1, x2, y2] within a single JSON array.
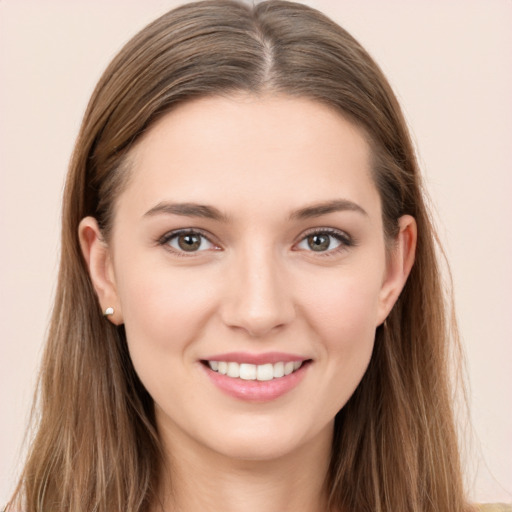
[[81, 94, 415, 462]]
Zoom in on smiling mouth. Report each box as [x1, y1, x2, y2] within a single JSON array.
[[203, 360, 309, 381]]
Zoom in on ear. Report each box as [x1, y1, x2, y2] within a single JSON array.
[[376, 215, 417, 325], [78, 217, 123, 325]]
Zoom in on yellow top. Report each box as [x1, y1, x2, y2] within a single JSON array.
[[477, 505, 512, 512]]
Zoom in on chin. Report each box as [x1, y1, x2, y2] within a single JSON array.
[[210, 438, 304, 463], [198, 415, 334, 463]]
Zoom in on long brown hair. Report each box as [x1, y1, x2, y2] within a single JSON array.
[[8, 1, 472, 510]]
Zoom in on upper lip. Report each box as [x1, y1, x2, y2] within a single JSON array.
[[202, 352, 309, 365]]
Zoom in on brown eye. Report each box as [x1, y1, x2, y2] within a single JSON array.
[[177, 233, 202, 251], [295, 230, 348, 254], [162, 230, 216, 253], [307, 233, 332, 252]]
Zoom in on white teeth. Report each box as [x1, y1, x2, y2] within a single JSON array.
[[273, 361, 284, 378], [207, 360, 304, 380], [284, 362, 294, 375], [256, 363, 274, 381], [227, 362, 240, 378], [239, 363, 257, 380]]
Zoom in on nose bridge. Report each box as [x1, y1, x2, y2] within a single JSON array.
[[222, 238, 294, 337]]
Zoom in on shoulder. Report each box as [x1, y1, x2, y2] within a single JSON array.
[[476, 504, 512, 512]]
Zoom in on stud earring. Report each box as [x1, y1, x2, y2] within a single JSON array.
[[103, 307, 114, 316]]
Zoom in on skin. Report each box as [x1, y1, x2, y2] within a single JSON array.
[[79, 94, 416, 512]]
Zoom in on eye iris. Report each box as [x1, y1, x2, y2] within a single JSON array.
[[178, 234, 201, 251], [307, 234, 330, 251]]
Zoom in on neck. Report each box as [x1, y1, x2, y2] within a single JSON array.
[[154, 421, 334, 512]]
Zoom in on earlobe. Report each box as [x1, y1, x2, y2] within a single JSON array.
[[78, 217, 123, 325], [377, 215, 417, 325]]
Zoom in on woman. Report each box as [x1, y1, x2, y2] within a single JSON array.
[[4, 1, 509, 511]]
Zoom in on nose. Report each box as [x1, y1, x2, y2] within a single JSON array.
[[220, 246, 295, 338]]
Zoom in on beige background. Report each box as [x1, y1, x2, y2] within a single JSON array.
[[1, 0, 511, 504]]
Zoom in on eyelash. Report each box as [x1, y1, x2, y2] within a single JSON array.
[[294, 227, 354, 257], [157, 228, 219, 257], [157, 227, 354, 256]]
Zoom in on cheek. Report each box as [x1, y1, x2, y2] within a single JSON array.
[[301, 267, 383, 344], [298, 268, 382, 408], [116, 263, 218, 363]]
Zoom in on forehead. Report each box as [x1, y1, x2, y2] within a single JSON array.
[[121, 94, 379, 219]]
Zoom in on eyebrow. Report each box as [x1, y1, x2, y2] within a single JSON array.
[[289, 199, 368, 220], [143, 198, 367, 222], [143, 202, 228, 222]]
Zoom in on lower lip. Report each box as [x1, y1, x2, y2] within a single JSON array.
[[200, 362, 310, 402]]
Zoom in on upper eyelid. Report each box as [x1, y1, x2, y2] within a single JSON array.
[[296, 226, 352, 242], [158, 227, 216, 244]]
